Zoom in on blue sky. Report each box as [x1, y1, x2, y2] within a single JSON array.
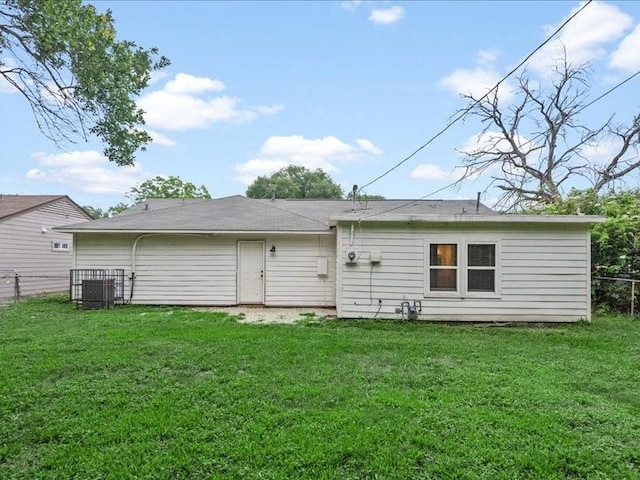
[[2, 1, 640, 209]]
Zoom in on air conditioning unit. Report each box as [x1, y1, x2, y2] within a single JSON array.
[[346, 249, 358, 264], [82, 279, 115, 309]]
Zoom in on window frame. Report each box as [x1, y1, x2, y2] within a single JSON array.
[[466, 242, 497, 294], [52, 240, 71, 252], [428, 242, 460, 293], [424, 238, 501, 299]]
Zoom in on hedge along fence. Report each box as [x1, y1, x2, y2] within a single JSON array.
[[534, 189, 640, 314], [594, 276, 640, 316]]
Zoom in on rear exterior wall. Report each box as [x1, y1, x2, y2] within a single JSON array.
[[73, 232, 336, 307], [336, 221, 592, 322]]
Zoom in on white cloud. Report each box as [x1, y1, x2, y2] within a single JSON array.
[[145, 129, 176, 147], [234, 158, 290, 185], [609, 24, 640, 72], [440, 67, 503, 98], [440, 48, 513, 101], [476, 49, 500, 66], [27, 150, 147, 194], [582, 138, 629, 167], [138, 72, 283, 131], [234, 135, 383, 185], [0, 56, 19, 94], [369, 5, 404, 25], [32, 150, 104, 167], [148, 70, 169, 86], [164, 73, 226, 95], [528, 1, 633, 73], [410, 164, 452, 181], [261, 135, 353, 161], [341, 0, 362, 13], [356, 138, 383, 155], [251, 104, 285, 116], [461, 131, 537, 157]]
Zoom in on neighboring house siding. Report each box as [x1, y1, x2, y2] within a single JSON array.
[[0, 199, 88, 300], [336, 222, 591, 322], [74, 232, 336, 307]]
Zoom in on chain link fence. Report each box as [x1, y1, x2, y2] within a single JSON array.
[[594, 276, 640, 315], [0, 270, 68, 303]]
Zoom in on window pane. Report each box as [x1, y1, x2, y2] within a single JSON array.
[[430, 244, 457, 266], [468, 244, 495, 267], [468, 270, 495, 292], [430, 269, 457, 291]]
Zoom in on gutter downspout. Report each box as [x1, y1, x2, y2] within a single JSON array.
[[129, 234, 159, 303]]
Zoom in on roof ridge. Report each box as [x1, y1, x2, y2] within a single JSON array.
[[246, 197, 331, 227], [116, 197, 214, 217]]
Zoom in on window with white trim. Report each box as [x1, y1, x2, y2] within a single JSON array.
[[52, 241, 70, 252], [467, 244, 495, 292], [426, 240, 498, 296], [429, 243, 458, 292]]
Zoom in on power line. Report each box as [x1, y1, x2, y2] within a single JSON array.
[[360, 67, 640, 219], [581, 70, 640, 112], [357, 0, 593, 193]]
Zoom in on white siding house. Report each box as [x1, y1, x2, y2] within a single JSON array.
[[0, 195, 91, 301], [73, 232, 335, 306], [332, 215, 598, 322], [57, 196, 601, 322]]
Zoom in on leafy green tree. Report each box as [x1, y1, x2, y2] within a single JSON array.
[[246, 165, 344, 199], [0, 0, 169, 166], [537, 189, 640, 312], [82, 205, 108, 219], [346, 192, 386, 201], [106, 202, 129, 217], [127, 176, 211, 204]]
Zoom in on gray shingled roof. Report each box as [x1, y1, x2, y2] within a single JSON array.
[[56, 195, 496, 233]]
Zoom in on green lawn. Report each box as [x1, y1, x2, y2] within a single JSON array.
[[1, 296, 639, 479]]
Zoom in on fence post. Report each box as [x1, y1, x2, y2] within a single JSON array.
[[14, 272, 20, 302], [632, 281, 636, 316]]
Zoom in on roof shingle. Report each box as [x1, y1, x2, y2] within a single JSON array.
[[56, 195, 496, 233]]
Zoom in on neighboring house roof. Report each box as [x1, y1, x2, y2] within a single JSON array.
[[56, 195, 498, 233], [0, 194, 90, 222]]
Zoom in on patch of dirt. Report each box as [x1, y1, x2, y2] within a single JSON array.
[[194, 306, 337, 324]]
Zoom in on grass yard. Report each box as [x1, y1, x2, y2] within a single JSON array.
[[1, 296, 639, 479]]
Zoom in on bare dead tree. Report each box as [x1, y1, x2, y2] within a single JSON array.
[[455, 56, 640, 210]]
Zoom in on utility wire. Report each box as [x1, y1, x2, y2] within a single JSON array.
[[359, 67, 640, 219], [357, 0, 593, 193], [580, 70, 640, 112]]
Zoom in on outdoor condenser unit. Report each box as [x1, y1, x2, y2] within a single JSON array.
[[81, 279, 115, 309]]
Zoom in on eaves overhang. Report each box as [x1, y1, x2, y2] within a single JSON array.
[[53, 228, 335, 235], [329, 214, 605, 226]]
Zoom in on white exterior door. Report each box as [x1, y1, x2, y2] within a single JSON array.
[[238, 241, 265, 304]]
